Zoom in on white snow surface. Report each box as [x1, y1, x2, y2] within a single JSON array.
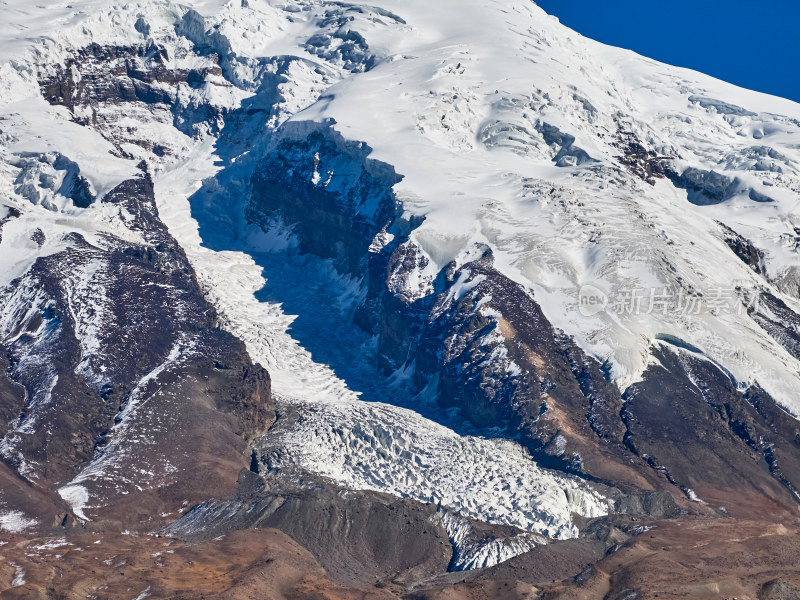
[[434, 509, 549, 570], [1, 0, 800, 541], [0, 510, 38, 533], [10, 564, 25, 587], [57, 485, 90, 522]]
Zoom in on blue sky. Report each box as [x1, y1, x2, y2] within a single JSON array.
[[534, 0, 800, 103]]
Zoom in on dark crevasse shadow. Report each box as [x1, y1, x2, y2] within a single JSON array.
[[267, 237, 498, 430], [247, 244, 501, 438], [185, 124, 501, 439], [252, 246, 385, 401], [178, 55, 517, 438]]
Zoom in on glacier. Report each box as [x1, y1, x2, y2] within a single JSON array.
[[1, 0, 800, 573]]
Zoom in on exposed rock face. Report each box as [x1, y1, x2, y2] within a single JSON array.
[[250, 124, 401, 274], [165, 483, 454, 588], [747, 290, 800, 361], [613, 128, 671, 185], [623, 343, 800, 516], [0, 165, 273, 529], [719, 221, 766, 275], [39, 42, 231, 148]]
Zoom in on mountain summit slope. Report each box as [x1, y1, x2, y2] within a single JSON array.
[[1, 0, 800, 598], [251, 0, 800, 407]]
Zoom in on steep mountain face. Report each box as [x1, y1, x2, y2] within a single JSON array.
[[0, 160, 274, 529], [2, 0, 800, 598]]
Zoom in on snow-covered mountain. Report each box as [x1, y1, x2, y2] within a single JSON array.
[[2, 0, 800, 597]]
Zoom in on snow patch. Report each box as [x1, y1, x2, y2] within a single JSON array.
[[434, 509, 547, 570], [58, 485, 90, 522], [11, 564, 25, 587], [0, 510, 37, 533], [133, 586, 152, 600], [685, 488, 706, 504]]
